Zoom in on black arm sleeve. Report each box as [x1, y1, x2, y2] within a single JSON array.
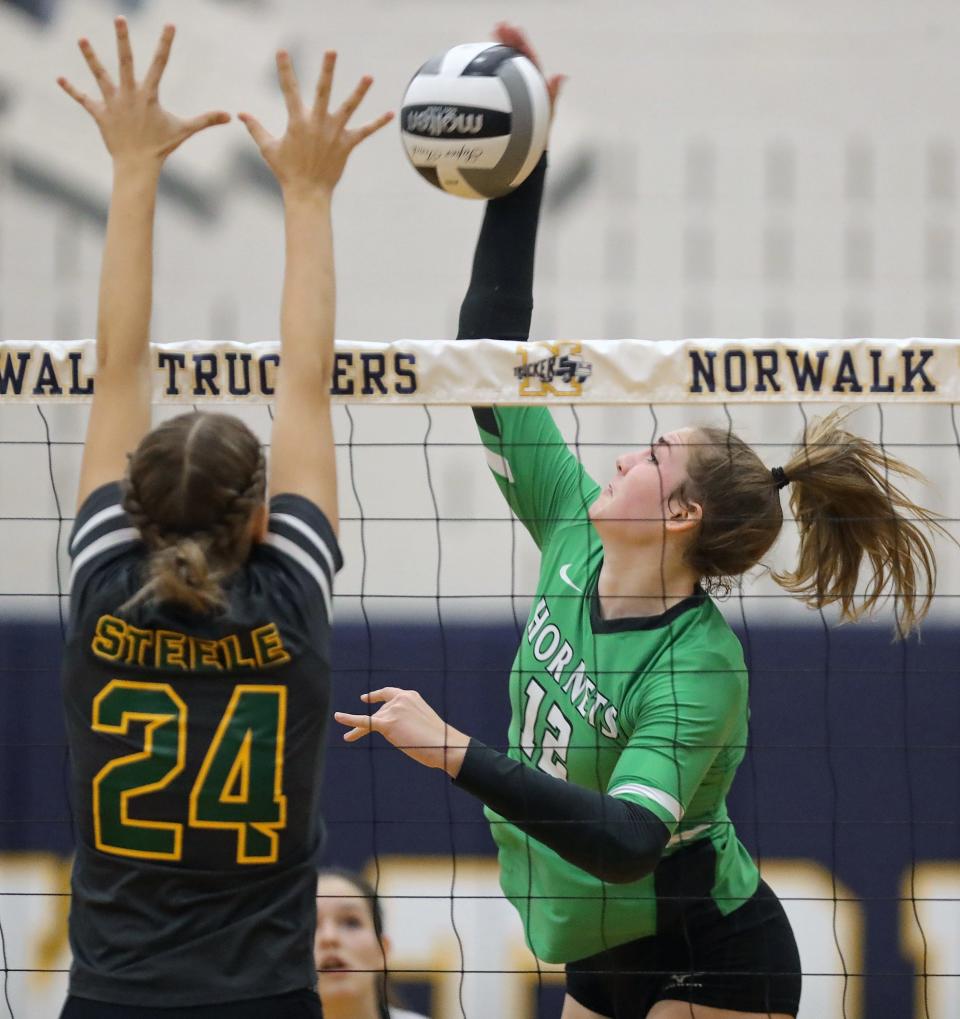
[[453, 739, 670, 884], [456, 153, 547, 343]]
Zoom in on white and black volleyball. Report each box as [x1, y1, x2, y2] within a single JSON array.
[[400, 43, 550, 200]]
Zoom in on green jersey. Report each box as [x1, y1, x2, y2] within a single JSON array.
[[477, 405, 759, 964]]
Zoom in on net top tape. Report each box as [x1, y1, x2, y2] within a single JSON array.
[[1, 338, 957, 404]]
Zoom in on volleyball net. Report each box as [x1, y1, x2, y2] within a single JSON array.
[[0, 337, 958, 1019]]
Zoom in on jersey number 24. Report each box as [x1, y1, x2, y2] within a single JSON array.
[[91, 679, 287, 865]]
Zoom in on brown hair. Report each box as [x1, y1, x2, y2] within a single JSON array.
[[122, 412, 266, 615], [678, 410, 945, 637]]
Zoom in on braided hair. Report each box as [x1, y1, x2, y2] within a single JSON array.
[[121, 412, 266, 615]]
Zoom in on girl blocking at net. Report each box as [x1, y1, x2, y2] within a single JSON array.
[[335, 24, 946, 1019], [57, 19, 390, 1019]]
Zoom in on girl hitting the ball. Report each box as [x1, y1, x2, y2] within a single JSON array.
[[58, 18, 389, 1018], [336, 23, 945, 1019]]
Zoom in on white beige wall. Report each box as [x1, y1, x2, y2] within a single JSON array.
[[1, 0, 958, 625]]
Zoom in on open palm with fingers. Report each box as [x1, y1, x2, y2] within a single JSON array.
[[335, 687, 470, 775], [57, 17, 230, 167], [240, 50, 393, 195]]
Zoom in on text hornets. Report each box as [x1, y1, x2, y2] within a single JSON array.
[[526, 598, 620, 739]]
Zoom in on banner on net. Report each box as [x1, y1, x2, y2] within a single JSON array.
[[0, 337, 958, 404]]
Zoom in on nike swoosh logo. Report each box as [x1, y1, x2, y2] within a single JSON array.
[[559, 563, 583, 593]]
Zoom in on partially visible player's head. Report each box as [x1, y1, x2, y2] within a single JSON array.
[[314, 869, 393, 1019], [122, 411, 266, 614], [590, 410, 942, 636]]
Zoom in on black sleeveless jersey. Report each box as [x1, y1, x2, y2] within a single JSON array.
[[62, 481, 342, 1007]]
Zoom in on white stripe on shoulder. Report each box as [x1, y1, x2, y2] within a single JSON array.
[[269, 512, 336, 577], [71, 503, 127, 553], [484, 447, 514, 483], [609, 783, 684, 823], [667, 823, 712, 848], [263, 533, 333, 620], [68, 527, 139, 589]]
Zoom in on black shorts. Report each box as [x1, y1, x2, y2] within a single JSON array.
[[566, 844, 801, 1018], [60, 989, 322, 1019]]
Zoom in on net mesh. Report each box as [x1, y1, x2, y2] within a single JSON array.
[[0, 342, 958, 1018]]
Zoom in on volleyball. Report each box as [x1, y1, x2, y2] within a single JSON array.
[[400, 42, 550, 200]]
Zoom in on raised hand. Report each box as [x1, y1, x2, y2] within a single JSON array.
[[335, 688, 470, 776], [494, 22, 565, 112], [57, 17, 230, 169], [240, 50, 393, 196]]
